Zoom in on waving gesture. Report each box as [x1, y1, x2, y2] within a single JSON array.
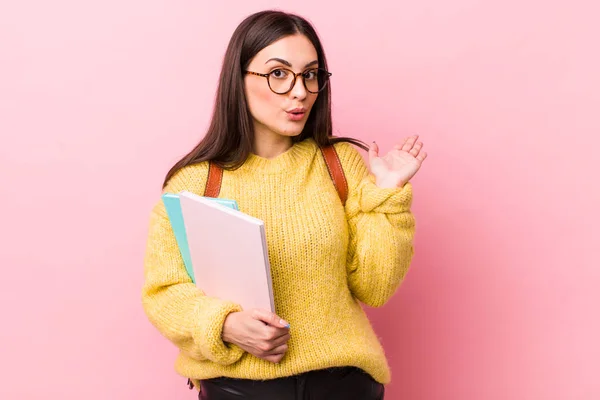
[[368, 135, 427, 188]]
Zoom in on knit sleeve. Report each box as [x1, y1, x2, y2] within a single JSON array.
[[335, 142, 416, 308], [141, 164, 245, 364]]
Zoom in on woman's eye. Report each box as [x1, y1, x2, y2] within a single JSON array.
[[304, 70, 317, 80], [270, 69, 288, 79]]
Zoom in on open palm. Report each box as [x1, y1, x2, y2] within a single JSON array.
[[369, 135, 427, 188]]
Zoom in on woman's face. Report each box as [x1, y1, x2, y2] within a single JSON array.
[[244, 34, 320, 141]]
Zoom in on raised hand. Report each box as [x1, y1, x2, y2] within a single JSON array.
[[368, 135, 427, 188]]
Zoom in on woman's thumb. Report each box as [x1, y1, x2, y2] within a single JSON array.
[[368, 141, 379, 163]]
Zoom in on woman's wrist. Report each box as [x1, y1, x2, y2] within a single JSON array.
[[221, 312, 239, 344], [375, 176, 406, 189]]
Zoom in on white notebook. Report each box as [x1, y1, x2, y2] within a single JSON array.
[[178, 191, 275, 313]]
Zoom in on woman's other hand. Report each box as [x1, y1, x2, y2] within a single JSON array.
[[368, 135, 428, 188], [222, 308, 291, 363]]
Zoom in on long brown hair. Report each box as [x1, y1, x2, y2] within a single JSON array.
[[163, 10, 367, 188]]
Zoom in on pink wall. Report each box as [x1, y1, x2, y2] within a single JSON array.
[[1, 1, 598, 399]]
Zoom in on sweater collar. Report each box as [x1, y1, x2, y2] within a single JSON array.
[[240, 138, 317, 174]]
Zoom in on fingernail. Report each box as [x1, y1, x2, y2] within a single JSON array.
[[280, 319, 290, 328]]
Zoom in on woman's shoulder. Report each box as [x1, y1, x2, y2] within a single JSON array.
[[162, 161, 210, 195], [150, 161, 210, 219], [331, 140, 368, 174], [332, 140, 362, 157]]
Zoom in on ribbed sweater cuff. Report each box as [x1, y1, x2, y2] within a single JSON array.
[[191, 298, 245, 365], [357, 175, 413, 214]]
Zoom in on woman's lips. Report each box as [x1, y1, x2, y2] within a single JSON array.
[[286, 108, 306, 121], [286, 111, 306, 121]]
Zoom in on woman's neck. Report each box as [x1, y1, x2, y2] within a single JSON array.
[[252, 130, 294, 159]]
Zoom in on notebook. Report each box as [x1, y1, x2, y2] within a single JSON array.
[[162, 192, 240, 284], [178, 191, 275, 312]]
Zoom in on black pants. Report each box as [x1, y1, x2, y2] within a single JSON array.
[[198, 367, 384, 400]]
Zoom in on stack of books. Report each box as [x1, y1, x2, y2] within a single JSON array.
[[162, 192, 275, 312]]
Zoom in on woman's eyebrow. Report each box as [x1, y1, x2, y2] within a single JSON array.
[[265, 58, 319, 68]]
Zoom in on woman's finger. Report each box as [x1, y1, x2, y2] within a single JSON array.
[[401, 135, 419, 152], [409, 142, 423, 157], [263, 353, 285, 363], [268, 332, 291, 348], [394, 136, 409, 151], [251, 308, 289, 328], [262, 323, 291, 341], [264, 343, 289, 356]]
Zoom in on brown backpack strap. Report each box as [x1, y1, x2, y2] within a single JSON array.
[[204, 145, 348, 205], [204, 161, 223, 198], [320, 144, 348, 206]]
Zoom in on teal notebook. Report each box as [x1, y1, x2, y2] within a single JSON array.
[[162, 192, 239, 283]]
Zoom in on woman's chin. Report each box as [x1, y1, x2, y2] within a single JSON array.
[[277, 123, 307, 137]]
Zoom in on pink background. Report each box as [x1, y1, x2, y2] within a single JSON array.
[[1, 1, 598, 399]]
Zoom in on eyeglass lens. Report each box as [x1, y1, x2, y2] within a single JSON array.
[[268, 69, 329, 94]]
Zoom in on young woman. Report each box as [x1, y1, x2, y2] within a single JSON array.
[[142, 9, 427, 400]]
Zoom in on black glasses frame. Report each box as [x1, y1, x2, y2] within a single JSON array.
[[245, 67, 332, 94]]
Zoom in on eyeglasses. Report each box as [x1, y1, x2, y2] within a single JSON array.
[[245, 67, 332, 94]]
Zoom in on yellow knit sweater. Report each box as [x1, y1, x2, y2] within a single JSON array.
[[142, 138, 415, 387]]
